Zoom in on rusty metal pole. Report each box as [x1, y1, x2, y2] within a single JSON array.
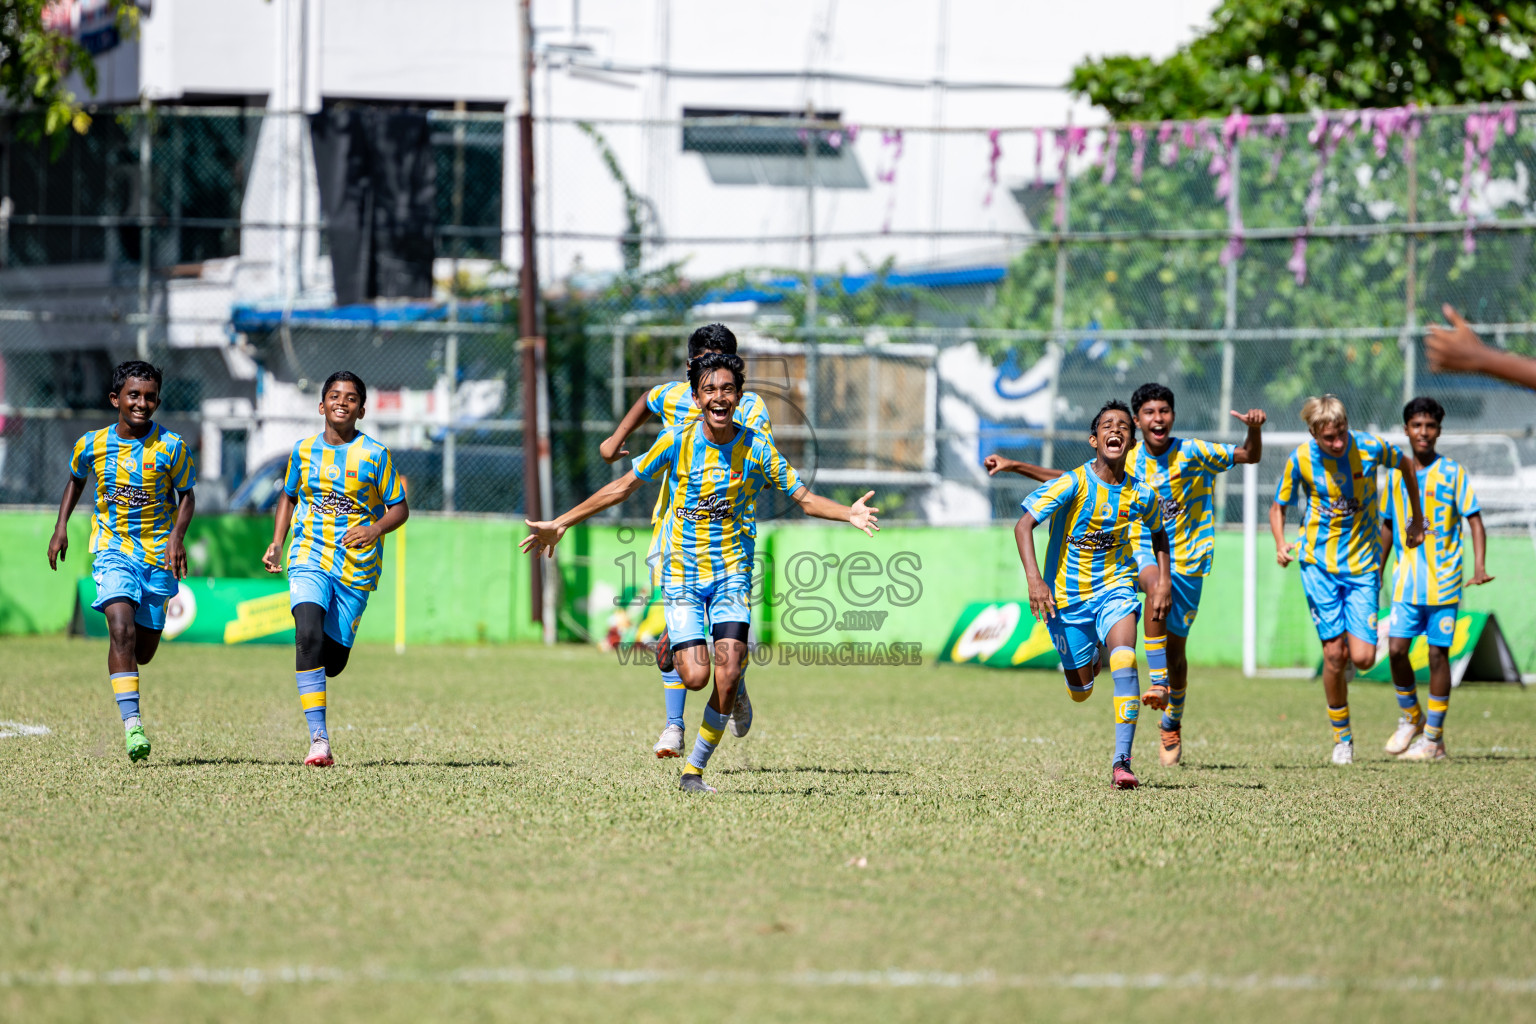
[[518, 0, 545, 629]]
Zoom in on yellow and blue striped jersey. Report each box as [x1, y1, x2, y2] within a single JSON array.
[[1021, 461, 1165, 606], [632, 420, 802, 587], [283, 432, 405, 591], [1274, 431, 1395, 575], [646, 381, 773, 526], [69, 423, 196, 569], [1126, 437, 1237, 577], [1381, 456, 1479, 605]]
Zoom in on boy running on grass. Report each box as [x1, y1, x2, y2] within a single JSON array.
[[47, 361, 196, 763], [989, 383, 1265, 766], [1270, 395, 1423, 766], [1379, 396, 1492, 762], [600, 323, 774, 759], [262, 371, 408, 767], [1013, 400, 1170, 789], [526, 353, 879, 794]]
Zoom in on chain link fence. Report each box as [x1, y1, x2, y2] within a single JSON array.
[[4, 104, 1536, 536]]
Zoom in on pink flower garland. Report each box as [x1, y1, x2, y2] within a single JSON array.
[[1054, 126, 1089, 229], [1460, 104, 1518, 253], [984, 129, 1003, 206], [877, 129, 904, 234]]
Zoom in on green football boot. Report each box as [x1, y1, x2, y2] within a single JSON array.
[[125, 724, 152, 762]]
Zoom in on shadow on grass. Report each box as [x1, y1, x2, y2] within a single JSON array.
[[146, 756, 522, 769], [716, 766, 906, 776], [147, 756, 289, 767], [352, 759, 523, 769], [727, 786, 913, 797]]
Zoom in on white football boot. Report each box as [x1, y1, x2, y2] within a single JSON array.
[[1384, 717, 1423, 755], [304, 735, 334, 767], [653, 723, 685, 759]]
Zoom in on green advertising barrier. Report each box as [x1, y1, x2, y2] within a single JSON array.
[[938, 601, 1061, 669], [75, 576, 295, 645], [1326, 608, 1523, 685]]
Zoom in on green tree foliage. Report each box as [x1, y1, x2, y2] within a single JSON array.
[[1071, 1, 1536, 120], [981, 113, 1534, 430], [0, 0, 138, 148]]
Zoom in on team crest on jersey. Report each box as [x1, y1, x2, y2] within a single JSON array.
[[106, 484, 157, 509], [676, 494, 732, 523], [314, 492, 365, 516], [324, 464, 342, 482]]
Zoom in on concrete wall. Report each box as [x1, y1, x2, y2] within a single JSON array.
[[5, 511, 1534, 670]]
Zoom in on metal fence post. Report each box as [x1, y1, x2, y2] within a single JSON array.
[[1402, 131, 1419, 407], [443, 104, 467, 514], [136, 100, 152, 359], [803, 107, 819, 436], [1041, 121, 1069, 469], [1214, 145, 1240, 525]]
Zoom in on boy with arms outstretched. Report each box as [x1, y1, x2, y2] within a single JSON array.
[[1013, 400, 1170, 789], [599, 323, 773, 758], [989, 383, 1265, 766], [263, 371, 408, 767], [48, 361, 196, 762], [526, 353, 879, 793], [1379, 396, 1491, 761]]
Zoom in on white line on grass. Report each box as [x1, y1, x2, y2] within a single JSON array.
[[0, 721, 51, 739], [1, 966, 1533, 995]]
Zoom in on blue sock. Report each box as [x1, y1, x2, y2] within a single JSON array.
[[684, 705, 728, 776], [296, 667, 328, 740], [110, 671, 140, 722], [1145, 631, 1168, 690], [1110, 646, 1140, 763], [662, 669, 686, 729], [1161, 685, 1187, 731], [1394, 680, 1424, 726]]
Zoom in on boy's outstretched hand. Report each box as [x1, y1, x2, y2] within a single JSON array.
[[521, 520, 567, 557], [848, 490, 880, 537], [1230, 408, 1267, 428], [1425, 305, 1490, 374]]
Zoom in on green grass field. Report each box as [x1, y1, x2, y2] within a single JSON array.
[[3, 635, 1535, 1023]]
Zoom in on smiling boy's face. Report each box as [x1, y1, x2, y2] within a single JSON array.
[[320, 380, 365, 432], [110, 376, 160, 427], [1136, 399, 1174, 448], [693, 369, 740, 431], [1406, 412, 1441, 459], [1090, 409, 1134, 461]]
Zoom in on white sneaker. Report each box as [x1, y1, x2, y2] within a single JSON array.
[[1384, 717, 1423, 755], [727, 680, 753, 738], [654, 723, 684, 759], [304, 736, 334, 767], [1331, 740, 1354, 765], [1399, 735, 1447, 762]]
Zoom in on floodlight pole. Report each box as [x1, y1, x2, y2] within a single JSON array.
[[518, 0, 552, 640]]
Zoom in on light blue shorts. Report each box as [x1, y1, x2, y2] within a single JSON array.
[[91, 549, 179, 631], [1046, 584, 1141, 670], [289, 565, 371, 648], [661, 572, 752, 648], [1134, 568, 1206, 638], [1299, 562, 1380, 644], [1389, 602, 1457, 645]]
